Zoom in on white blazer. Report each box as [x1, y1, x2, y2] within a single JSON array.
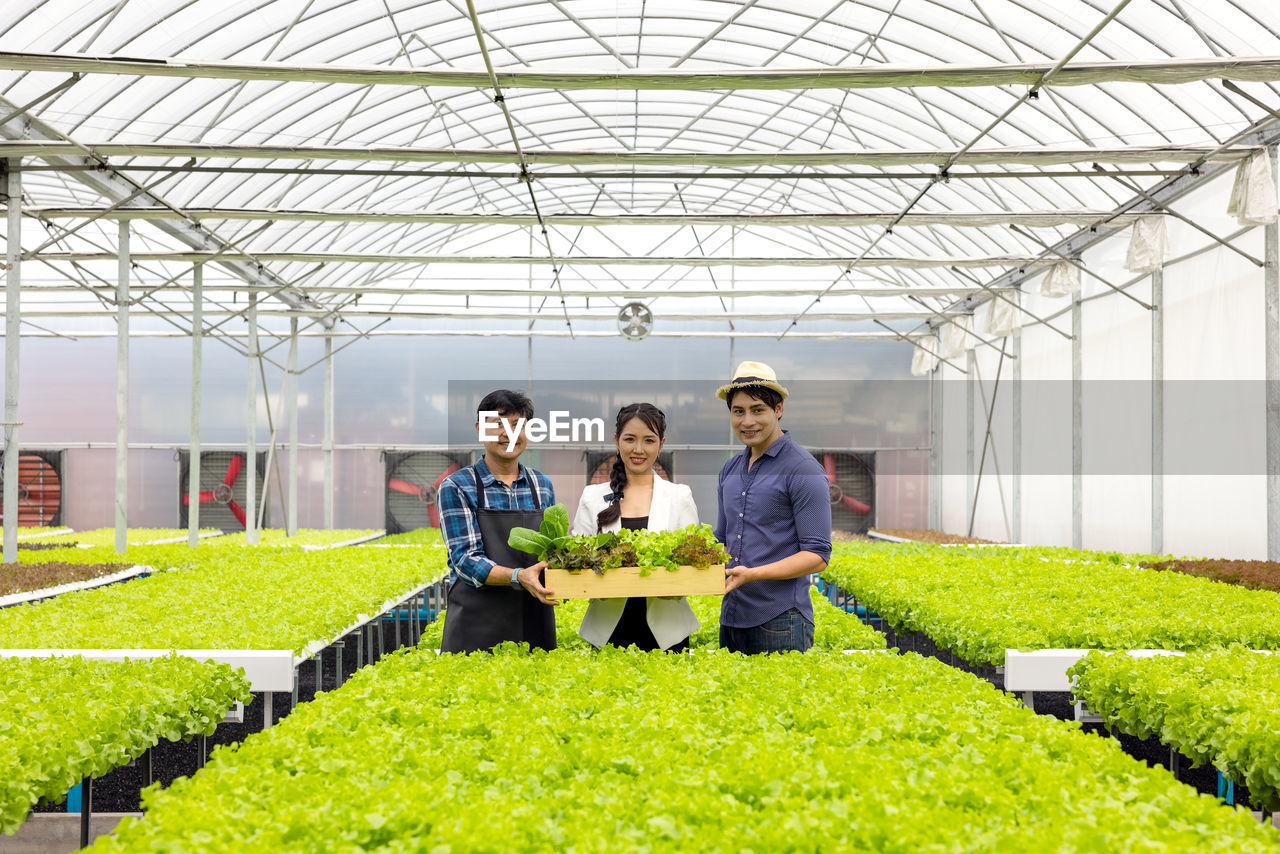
[[571, 476, 702, 650]]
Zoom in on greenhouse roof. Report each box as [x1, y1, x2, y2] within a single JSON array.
[[2, 0, 1280, 347]]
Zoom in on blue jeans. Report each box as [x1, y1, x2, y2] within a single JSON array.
[[720, 608, 814, 654]]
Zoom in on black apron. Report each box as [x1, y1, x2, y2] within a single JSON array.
[[439, 466, 556, 653]]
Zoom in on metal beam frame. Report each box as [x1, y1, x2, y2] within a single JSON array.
[[114, 221, 128, 554], [287, 317, 298, 538], [0, 97, 331, 325], [4, 283, 1000, 299], [1072, 292, 1083, 550], [28, 250, 1053, 269], [8, 206, 1165, 228], [0, 141, 1255, 166], [2, 161, 20, 563], [245, 292, 258, 546], [188, 263, 202, 548], [3, 50, 1280, 91], [1268, 148, 1280, 562], [1151, 269, 1163, 556]]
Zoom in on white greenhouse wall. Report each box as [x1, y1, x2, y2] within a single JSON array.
[[942, 166, 1274, 558]]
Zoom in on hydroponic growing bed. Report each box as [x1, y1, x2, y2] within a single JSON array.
[[0, 656, 251, 835], [86, 647, 1276, 852]]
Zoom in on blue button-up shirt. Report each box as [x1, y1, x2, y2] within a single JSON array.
[[715, 430, 832, 629], [438, 458, 555, 588]]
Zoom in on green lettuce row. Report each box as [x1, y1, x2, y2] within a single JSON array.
[[420, 586, 885, 652], [0, 656, 252, 835], [368, 528, 445, 545], [822, 543, 1280, 666], [206, 529, 382, 548], [93, 648, 1274, 853], [28, 529, 223, 547], [1070, 648, 1280, 810], [0, 544, 449, 655]]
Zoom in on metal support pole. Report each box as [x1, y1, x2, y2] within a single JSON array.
[[928, 366, 941, 530], [246, 292, 258, 545], [966, 349, 976, 534], [287, 316, 299, 537], [1072, 292, 1083, 549], [263, 691, 273, 729], [79, 777, 91, 848], [323, 333, 334, 530], [189, 263, 202, 547], [1267, 148, 1280, 561], [115, 221, 129, 554], [334, 640, 345, 688], [314, 651, 321, 694], [2, 161, 20, 565], [1151, 270, 1164, 555], [1012, 331, 1023, 543]]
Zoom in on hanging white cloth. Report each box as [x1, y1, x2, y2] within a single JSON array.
[[940, 316, 977, 358], [911, 335, 940, 376], [980, 292, 1020, 338], [1040, 261, 1080, 298], [1124, 215, 1168, 273], [1226, 150, 1277, 227]]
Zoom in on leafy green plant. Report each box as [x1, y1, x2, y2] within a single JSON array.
[[0, 655, 251, 835], [1070, 648, 1280, 810], [0, 544, 448, 655], [508, 504, 571, 560], [423, 590, 886, 653], [822, 543, 1280, 665], [533, 525, 730, 576], [371, 528, 444, 546], [91, 648, 1274, 852]]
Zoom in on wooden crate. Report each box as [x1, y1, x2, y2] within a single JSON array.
[[544, 565, 726, 599]]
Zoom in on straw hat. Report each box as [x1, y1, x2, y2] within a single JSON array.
[[715, 360, 789, 400]]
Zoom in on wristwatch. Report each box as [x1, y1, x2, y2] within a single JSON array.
[[510, 567, 523, 589]]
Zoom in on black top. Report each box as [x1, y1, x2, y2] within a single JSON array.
[[620, 516, 649, 531]]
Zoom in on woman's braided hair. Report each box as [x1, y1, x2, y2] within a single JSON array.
[[596, 402, 667, 532]]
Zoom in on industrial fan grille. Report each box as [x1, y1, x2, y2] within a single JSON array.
[[384, 451, 473, 533], [179, 451, 267, 531], [0, 450, 64, 527], [811, 450, 876, 535]]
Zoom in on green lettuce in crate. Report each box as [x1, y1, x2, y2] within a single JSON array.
[[512, 518, 729, 577], [507, 504, 572, 560]]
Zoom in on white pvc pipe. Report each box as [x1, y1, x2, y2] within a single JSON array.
[[245, 292, 258, 546], [3, 161, 20, 564], [114, 221, 129, 554], [189, 263, 202, 547]]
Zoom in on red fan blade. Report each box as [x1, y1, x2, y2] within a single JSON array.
[[227, 499, 247, 527], [841, 495, 872, 516], [427, 463, 461, 528], [823, 454, 837, 484], [388, 478, 425, 497], [182, 491, 217, 505], [222, 454, 244, 487]]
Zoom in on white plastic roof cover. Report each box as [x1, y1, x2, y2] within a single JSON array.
[[1, 0, 1280, 341]]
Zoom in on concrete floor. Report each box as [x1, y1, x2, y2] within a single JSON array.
[[0, 814, 136, 854]]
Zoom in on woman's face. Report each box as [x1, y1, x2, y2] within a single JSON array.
[[615, 416, 664, 478]]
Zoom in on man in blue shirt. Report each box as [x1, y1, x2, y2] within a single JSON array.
[[437, 389, 559, 653], [715, 361, 832, 654]]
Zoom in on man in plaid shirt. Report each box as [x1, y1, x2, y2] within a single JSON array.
[[437, 389, 559, 652]]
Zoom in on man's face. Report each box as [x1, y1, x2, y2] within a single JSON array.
[[728, 391, 783, 452], [476, 410, 528, 462]]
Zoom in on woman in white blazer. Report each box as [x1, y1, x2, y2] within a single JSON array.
[[572, 403, 701, 651]]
